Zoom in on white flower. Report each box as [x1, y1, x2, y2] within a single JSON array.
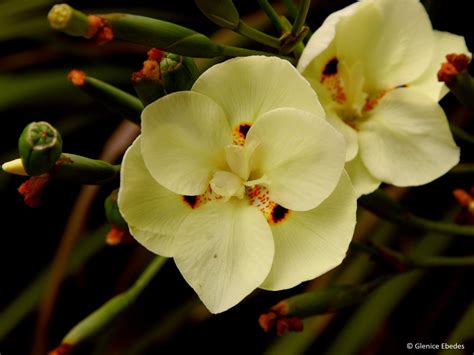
[[298, 0, 470, 196], [118, 56, 357, 313]]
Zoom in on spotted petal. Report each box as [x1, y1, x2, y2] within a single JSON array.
[[246, 107, 346, 211], [359, 88, 459, 186], [192, 56, 325, 128], [174, 200, 274, 313], [141, 91, 232, 196], [118, 137, 192, 257], [260, 171, 356, 290]]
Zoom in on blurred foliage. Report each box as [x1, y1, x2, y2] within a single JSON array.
[[0, 1, 473, 354]]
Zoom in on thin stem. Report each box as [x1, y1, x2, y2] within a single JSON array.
[[219, 44, 296, 64], [450, 123, 474, 145], [236, 20, 280, 48], [58, 257, 167, 348], [450, 163, 474, 174], [282, 0, 298, 19], [291, 0, 310, 36], [358, 190, 474, 238], [351, 241, 474, 269], [256, 0, 285, 34]]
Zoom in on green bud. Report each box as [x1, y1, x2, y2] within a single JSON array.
[[101, 14, 223, 58], [104, 189, 128, 230], [19, 121, 63, 176], [54, 154, 120, 185], [132, 49, 199, 106], [48, 4, 91, 37], [194, 0, 240, 29], [160, 53, 199, 94]]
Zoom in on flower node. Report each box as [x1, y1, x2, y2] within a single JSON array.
[[437, 53, 471, 87], [259, 302, 303, 336]]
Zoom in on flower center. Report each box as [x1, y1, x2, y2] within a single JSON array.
[[321, 57, 384, 129], [210, 170, 244, 200]]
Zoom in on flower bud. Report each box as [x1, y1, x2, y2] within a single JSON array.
[[132, 49, 199, 106], [104, 189, 128, 230], [19, 121, 63, 176], [160, 53, 199, 93], [194, 0, 240, 29], [48, 4, 91, 37]]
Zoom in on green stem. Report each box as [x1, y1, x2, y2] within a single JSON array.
[[449, 163, 474, 174], [359, 190, 474, 237], [236, 20, 281, 48], [256, 0, 285, 34], [450, 123, 474, 145], [82, 76, 143, 124], [59, 257, 167, 347], [326, 228, 455, 355], [291, 0, 310, 36], [219, 44, 295, 63], [351, 241, 474, 269], [449, 71, 474, 112], [275, 276, 391, 319], [282, 0, 298, 19]]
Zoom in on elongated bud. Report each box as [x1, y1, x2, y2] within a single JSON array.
[[259, 276, 388, 335], [132, 49, 199, 106], [48, 4, 90, 37], [54, 154, 119, 185], [19, 121, 63, 176], [104, 189, 133, 245], [104, 189, 128, 230], [194, 0, 240, 29], [67, 70, 143, 124]]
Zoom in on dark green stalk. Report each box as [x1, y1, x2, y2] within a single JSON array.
[[450, 123, 474, 145], [53, 257, 167, 351], [236, 20, 281, 48], [291, 0, 310, 36], [359, 190, 474, 237], [256, 0, 285, 33], [68, 71, 143, 124]]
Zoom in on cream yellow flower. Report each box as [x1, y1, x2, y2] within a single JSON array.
[[298, 0, 469, 196], [118, 56, 357, 313]]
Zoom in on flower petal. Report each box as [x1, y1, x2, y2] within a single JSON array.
[[344, 0, 434, 89], [297, 2, 361, 74], [410, 30, 470, 101], [300, 0, 434, 91], [359, 88, 459, 186], [260, 171, 356, 291], [246, 107, 346, 211], [192, 56, 325, 128], [326, 110, 359, 161], [118, 137, 192, 257], [174, 200, 274, 313], [141, 91, 232, 195], [345, 154, 381, 197]]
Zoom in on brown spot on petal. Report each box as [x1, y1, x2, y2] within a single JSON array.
[[323, 57, 339, 76], [270, 204, 290, 224], [182, 195, 200, 209]]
